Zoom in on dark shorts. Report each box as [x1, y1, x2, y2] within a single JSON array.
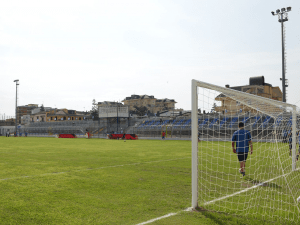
[[237, 152, 248, 162], [289, 143, 292, 150]]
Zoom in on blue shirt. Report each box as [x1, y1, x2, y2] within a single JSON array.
[[232, 129, 252, 153]]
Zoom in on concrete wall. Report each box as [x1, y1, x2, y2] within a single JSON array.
[[0, 126, 15, 136]]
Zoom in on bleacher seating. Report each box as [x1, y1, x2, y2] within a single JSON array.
[[182, 119, 191, 128], [229, 117, 238, 128], [242, 117, 249, 123], [199, 118, 209, 128], [287, 116, 292, 127], [252, 116, 261, 128], [261, 116, 271, 128], [219, 117, 228, 128], [209, 118, 218, 128]]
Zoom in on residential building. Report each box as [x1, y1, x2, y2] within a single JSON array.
[[122, 95, 177, 115], [17, 104, 38, 124], [30, 109, 85, 122], [215, 76, 283, 115]]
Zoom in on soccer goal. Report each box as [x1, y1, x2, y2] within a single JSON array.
[[191, 79, 300, 223]]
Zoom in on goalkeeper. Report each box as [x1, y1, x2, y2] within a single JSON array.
[[232, 122, 253, 176]]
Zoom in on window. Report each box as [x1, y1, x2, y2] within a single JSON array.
[[257, 88, 264, 94]]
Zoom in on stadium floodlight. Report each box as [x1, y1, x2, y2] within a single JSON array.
[[13, 79, 19, 136], [191, 79, 299, 223], [271, 6, 292, 103]]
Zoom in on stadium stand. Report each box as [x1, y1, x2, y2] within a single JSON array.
[[16, 112, 300, 140]]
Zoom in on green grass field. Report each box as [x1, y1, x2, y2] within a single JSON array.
[[198, 140, 300, 225], [0, 137, 299, 224]]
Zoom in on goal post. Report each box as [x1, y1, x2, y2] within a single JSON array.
[[191, 79, 198, 209], [191, 79, 300, 223], [292, 106, 297, 171]]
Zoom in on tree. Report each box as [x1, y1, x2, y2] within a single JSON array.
[[91, 99, 99, 120], [40, 104, 45, 111], [133, 105, 148, 116], [211, 103, 217, 113], [92, 99, 97, 111]]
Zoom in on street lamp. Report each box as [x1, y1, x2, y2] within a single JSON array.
[[13, 79, 19, 135], [117, 102, 119, 133], [271, 6, 291, 103]]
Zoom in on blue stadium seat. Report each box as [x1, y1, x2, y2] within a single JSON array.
[[262, 116, 271, 128], [252, 116, 261, 128], [229, 117, 238, 128], [209, 118, 218, 128], [199, 118, 209, 128], [286, 116, 292, 128], [219, 118, 229, 128], [242, 117, 249, 123]]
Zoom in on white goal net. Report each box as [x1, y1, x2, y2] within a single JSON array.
[[191, 79, 300, 224]]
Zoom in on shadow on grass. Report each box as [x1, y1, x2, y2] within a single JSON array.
[[244, 177, 282, 189], [193, 207, 274, 225], [194, 207, 227, 225]]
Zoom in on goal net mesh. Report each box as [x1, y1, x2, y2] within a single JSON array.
[[193, 80, 300, 224]]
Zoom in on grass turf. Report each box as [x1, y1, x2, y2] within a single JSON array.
[[0, 137, 299, 224]]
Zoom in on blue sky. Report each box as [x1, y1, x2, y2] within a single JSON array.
[[0, 0, 299, 117]]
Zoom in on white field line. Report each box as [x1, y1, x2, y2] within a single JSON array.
[[136, 208, 192, 225], [136, 213, 177, 225], [136, 168, 299, 225], [204, 168, 298, 205], [0, 157, 190, 181]]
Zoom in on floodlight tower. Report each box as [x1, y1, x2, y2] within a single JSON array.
[[271, 7, 291, 103], [13, 79, 19, 135]]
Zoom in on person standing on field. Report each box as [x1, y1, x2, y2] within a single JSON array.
[[232, 122, 253, 176], [290, 129, 300, 160], [198, 131, 201, 142], [288, 128, 294, 157], [162, 131, 166, 140], [297, 130, 300, 161]]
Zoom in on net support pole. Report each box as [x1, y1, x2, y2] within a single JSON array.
[[292, 106, 297, 171], [191, 79, 198, 209]]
